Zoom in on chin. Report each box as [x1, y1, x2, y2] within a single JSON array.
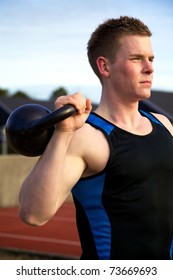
[[139, 89, 151, 100]]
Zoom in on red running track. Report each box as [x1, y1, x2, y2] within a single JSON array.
[[0, 202, 82, 259]]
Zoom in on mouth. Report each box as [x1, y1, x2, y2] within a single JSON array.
[[140, 81, 152, 87]]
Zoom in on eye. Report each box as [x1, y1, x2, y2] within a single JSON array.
[[129, 55, 143, 61], [149, 57, 154, 62], [130, 57, 141, 62]]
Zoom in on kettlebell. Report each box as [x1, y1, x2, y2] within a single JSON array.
[[5, 104, 76, 157]]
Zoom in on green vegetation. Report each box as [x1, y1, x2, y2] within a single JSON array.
[[0, 86, 68, 100]]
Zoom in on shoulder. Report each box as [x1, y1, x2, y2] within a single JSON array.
[[70, 122, 110, 177], [71, 122, 109, 156], [152, 113, 173, 136]]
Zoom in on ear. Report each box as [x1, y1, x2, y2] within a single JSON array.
[[96, 56, 110, 78]]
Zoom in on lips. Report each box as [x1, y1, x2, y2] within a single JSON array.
[[141, 81, 151, 84], [140, 81, 152, 87]]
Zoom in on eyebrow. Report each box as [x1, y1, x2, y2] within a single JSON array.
[[129, 54, 155, 60]]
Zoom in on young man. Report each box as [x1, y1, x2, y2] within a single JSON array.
[[19, 16, 173, 259]]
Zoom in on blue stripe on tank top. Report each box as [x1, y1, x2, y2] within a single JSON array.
[[139, 110, 164, 126], [170, 237, 173, 260], [72, 173, 111, 260], [87, 113, 115, 135], [87, 111, 163, 131]]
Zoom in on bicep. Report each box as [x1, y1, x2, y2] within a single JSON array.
[[57, 133, 88, 204], [62, 153, 86, 193]]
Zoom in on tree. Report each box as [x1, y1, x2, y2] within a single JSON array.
[[12, 90, 30, 99], [49, 87, 68, 100], [0, 88, 9, 97]]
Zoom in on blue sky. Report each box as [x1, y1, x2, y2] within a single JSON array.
[[0, 0, 173, 102]]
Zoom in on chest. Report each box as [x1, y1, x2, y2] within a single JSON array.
[[108, 125, 173, 177]]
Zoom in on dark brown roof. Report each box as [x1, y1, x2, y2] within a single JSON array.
[[0, 96, 55, 112], [150, 90, 173, 117]]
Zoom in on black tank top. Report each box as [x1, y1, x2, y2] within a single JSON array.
[[72, 111, 173, 260]]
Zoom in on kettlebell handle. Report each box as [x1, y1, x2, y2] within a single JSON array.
[[30, 104, 77, 132]]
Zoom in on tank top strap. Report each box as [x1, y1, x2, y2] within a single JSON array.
[[86, 112, 115, 135], [139, 110, 164, 126]]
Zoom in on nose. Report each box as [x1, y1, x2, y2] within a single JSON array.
[[142, 59, 154, 75]]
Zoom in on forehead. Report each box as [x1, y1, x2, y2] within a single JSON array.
[[118, 35, 154, 55]]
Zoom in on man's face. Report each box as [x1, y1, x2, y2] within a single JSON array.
[[109, 35, 154, 102]]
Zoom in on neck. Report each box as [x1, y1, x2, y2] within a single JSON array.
[[95, 91, 141, 126]]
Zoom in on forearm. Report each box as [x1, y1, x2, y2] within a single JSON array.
[[19, 130, 74, 226]]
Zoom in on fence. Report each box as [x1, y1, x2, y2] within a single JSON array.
[[0, 155, 38, 207], [0, 155, 73, 207]]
